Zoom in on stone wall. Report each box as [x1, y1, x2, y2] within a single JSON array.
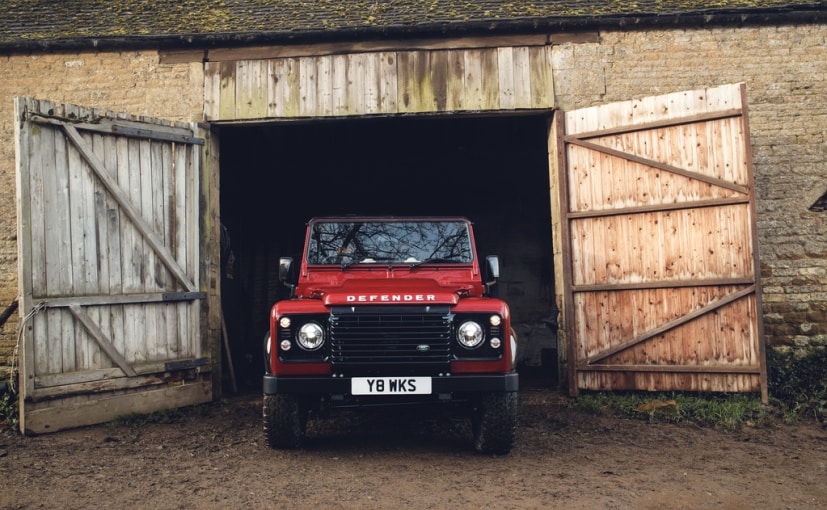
[[552, 24, 827, 349], [0, 50, 204, 376], [1, 22, 826, 377]]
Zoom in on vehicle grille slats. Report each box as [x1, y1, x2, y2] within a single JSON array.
[[330, 306, 452, 374]]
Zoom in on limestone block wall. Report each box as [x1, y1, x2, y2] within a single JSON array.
[[1, 22, 826, 378], [0, 50, 204, 376], [552, 24, 827, 349]]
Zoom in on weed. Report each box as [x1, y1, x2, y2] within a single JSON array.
[[767, 345, 827, 424], [0, 382, 19, 432]]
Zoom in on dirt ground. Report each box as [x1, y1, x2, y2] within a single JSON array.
[[1, 382, 825, 510]]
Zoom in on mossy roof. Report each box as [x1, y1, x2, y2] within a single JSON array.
[[1, 0, 826, 51]]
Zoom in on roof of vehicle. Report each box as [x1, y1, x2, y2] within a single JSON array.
[[309, 217, 472, 223], [1, 0, 825, 52]]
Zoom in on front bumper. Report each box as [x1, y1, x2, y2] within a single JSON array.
[[263, 372, 518, 395]]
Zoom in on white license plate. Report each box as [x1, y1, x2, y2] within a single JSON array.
[[351, 377, 432, 395]]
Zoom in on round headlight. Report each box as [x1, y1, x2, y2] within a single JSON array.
[[457, 321, 484, 349], [297, 322, 325, 351]]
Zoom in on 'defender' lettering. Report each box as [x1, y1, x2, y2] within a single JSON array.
[[345, 294, 437, 302]]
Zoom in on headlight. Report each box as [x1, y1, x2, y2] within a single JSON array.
[[297, 322, 325, 351], [457, 321, 484, 349]]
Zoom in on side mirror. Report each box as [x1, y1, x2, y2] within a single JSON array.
[[485, 255, 500, 285], [279, 257, 296, 297]]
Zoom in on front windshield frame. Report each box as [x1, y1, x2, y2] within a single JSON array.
[[306, 219, 474, 266]]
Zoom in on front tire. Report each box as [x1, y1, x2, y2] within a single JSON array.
[[472, 391, 518, 454], [263, 394, 307, 449]]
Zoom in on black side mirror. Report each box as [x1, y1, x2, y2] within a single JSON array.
[[484, 255, 500, 288], [279, 257, 296, 297]]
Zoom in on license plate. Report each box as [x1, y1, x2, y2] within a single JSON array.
[[351, 377, 432, 395]]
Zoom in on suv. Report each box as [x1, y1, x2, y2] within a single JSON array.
[[263, 217, 518, 453]]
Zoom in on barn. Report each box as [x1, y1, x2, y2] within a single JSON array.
[[1, 0, 825, 433]]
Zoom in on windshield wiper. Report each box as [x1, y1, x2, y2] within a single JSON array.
[[409, 257, 457, 269]]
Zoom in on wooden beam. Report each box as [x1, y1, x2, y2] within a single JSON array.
[[566, 196, 751, 220], [583, 285, 756, 365], [30, 114, 204, 145], [572, 276, 755, 293], [39, 292, 206, 308], [34, 358, 210, 389], [60, 124, 197, 292], [564, 136, 751, 195], [575, 364, 761, 374], [68, 305, 137, 377], [207, 35, 549, 62], [159, 49, 207, 64], [23, 380, 212, 434]]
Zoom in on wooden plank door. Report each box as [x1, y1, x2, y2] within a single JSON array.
[[14, 98, 212, 433], [553, 84, 767, 401]]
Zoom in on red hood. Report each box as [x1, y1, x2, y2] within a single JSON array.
[[313, 278, 466, 306]]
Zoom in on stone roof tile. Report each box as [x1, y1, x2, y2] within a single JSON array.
[[1, 0, 825, 50]]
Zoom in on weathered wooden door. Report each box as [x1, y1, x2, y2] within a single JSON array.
[[14, 98, 212, 433], [552, 83, 767, 400]]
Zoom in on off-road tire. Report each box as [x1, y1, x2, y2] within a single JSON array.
[[263, 394, 307, 449], [472, 391, 518, 454]]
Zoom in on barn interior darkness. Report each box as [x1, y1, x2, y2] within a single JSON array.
[[218, 114, 557, 391]]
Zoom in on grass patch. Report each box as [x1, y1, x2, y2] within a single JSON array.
[[568, 345, 827, 430], [569, 391, 768, 430]]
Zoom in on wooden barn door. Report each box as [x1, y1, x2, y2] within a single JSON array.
[[14, 98, 212, 433], [554, 83, 767, 400]]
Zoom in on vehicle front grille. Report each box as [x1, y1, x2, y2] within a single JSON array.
[[329, 305, 452, 376]]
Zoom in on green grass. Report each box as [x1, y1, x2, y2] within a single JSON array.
[[0, 384, 18, 432], [568, 391, 769, 430], [568, 345, 827, 429]]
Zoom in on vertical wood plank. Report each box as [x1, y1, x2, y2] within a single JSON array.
[[364, 53, 381, 114], [236, 59, 268, 119], [429, 50, 449, 112], [463, 49, 484, 110], [299, 56, 318, 116], [529, 46, 553, 109], [379, 52, 398, 114], [479, 49, 500, 111], [332, 54, 349, 115], [398, 51, 434, 113], [497, 47, 515, 110], [217, 61, 238, 121], [512, 46, 532, 108], [445, 50, 466, 111], [203, 62, 220, 121], [315, 55, 334, 116], [347, 53, 367, 115]]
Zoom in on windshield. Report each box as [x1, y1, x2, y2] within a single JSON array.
[[307, 220, 474, 266]]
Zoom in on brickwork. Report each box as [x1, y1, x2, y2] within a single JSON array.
[[1, 23, 826, 377], [552, 24, 827, 348], [0, 51, 204, 376]]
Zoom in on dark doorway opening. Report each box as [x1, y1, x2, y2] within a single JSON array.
[[218, 114, 557, 391]]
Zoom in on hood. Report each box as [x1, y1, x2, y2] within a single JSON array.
[[316, 278, 464, 306]]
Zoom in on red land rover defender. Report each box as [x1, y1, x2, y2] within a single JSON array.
[[263, 217, 518, 453]]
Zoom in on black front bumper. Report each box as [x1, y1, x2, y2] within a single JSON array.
[[263, 372, 518, 395]]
